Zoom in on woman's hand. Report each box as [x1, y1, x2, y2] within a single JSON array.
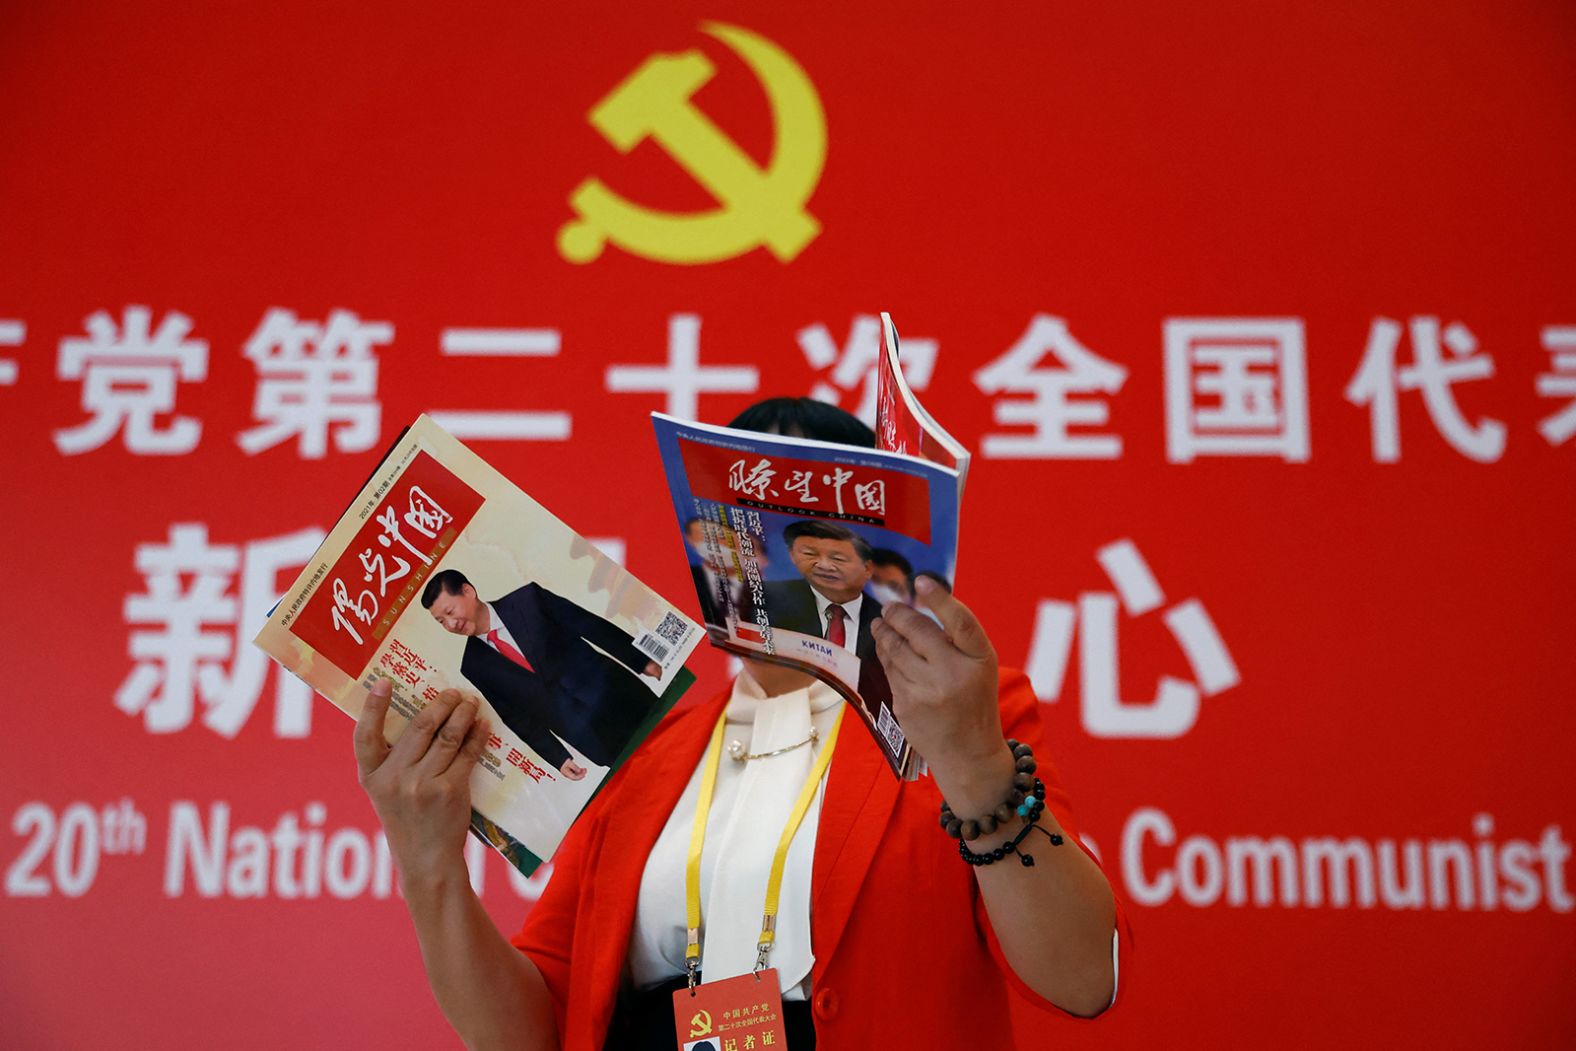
[[353, 680, 489, 887], [870, 577, 1010, 798]]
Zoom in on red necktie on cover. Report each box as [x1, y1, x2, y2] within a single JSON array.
[[825, 604, 848, 648], [486, 628, 534, 672]]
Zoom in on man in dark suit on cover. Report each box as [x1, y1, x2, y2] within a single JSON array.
[[421, 569, 661, 780], [756, 519, 894, 722]]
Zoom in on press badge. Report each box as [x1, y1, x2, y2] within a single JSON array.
[[672, 969, 788, 1051]]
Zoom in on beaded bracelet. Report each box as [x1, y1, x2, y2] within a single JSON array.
[[938, 739, 1042, 840], [939, 739, 1064, 867], [959, 820, 1063, 868]]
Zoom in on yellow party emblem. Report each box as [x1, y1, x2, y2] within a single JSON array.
[[558, 22, 827, 266], [687, 1008, 714, 1037]]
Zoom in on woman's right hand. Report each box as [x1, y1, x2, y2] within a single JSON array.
[[353, 680, 489, 887]]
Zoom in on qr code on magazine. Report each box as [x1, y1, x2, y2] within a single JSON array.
[[633, 612, 689, 664], [876, 701, 906, 758], [653, 611, 688, 645]]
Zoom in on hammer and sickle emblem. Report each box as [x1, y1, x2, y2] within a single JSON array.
[[558, 21, 827, 266], [688, 1008, 714, 1037]]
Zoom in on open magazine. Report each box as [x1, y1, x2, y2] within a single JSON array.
[[651, 314, 970, 780], [875, 311, 971, 485], [254, 415, 702, 876]]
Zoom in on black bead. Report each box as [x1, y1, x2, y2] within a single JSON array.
[[1020, 853, 1035, 867], [1050, 833, 1063, 845]]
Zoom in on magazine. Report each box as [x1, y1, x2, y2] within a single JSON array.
[[651, 329, 967, 779], [875, 311, 971, 486], [254, 415, 702, 876]]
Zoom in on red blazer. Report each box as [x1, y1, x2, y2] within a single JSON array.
[[512, 669, 1129, 1050]]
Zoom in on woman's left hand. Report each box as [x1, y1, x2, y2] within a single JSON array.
[[870, 577, 1007, 788]]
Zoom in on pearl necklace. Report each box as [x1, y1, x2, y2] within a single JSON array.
[[726, 725, 820, 762]]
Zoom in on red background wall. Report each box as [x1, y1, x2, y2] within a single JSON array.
[[2, 3, 1573, 1047]]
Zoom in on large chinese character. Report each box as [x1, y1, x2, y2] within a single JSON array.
[[1025, 539, 1239, 738], [237, 308, 389, 458], [0, 319, 22, 386], [117, 523, 324, 736], [1345, 316, 1505, 462], [605, 314, 758, 419], [429, 325, 572, 442], [55, 306, 207, 455], [783, 469, 818, 504], [972, 315, 1127, 459], [1164, 318, 1309, 462], [798, 314, 938, 425], [198, 528, 326, 737], [403, 485, 452, 540], [1536, 325, 1576, 447], [821, 466, 853, 514], [728, 458, 777, 501], [853, 479, 886, 515]]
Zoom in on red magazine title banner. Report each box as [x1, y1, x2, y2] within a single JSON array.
[[679, 437, 933, 542], [291, 450, 484, 677]]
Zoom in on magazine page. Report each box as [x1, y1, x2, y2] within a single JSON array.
[[255, 415, 702, 875], [876, 311, 972, 490], [652, 412, 962, 780]]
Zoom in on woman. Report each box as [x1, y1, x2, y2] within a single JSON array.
[[352, 399, 1125, 1049]]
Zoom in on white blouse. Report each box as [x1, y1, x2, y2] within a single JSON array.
[[623, 673, 1121, 1010], [625, 674, 844, 1001]]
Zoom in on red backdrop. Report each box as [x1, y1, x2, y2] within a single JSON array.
[[3, 3, 1574, 1047]]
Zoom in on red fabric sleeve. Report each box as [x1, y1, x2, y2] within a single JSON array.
[[506, 782, 602, 1040], [504, 703, 694, 1036], [971, 668, 1134, 1020]]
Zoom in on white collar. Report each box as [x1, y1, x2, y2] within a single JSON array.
[[809, 586, 863, 637], [727, 669, 842, 726], [480, 602, 510, 646]]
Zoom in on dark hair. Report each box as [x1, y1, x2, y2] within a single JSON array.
[[915, 569, 952, 594], [870, 548, 915, 597], [783, 519, 874, 562], [729, 397, 876, 449], [420, 568, 472, 609], [869, 547, 914, 578]]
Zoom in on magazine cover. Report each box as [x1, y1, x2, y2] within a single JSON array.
[[255, 415, 702, 875], [651, 412, 963, 780]]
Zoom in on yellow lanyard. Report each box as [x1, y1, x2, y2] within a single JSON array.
[[684, 705, 845, 987]]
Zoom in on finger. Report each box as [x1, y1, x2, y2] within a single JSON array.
[[352, 679, 394, 779], [388, 688, 464, 768], [877, 601, 955, 664], [870, 617, 924, 689], [914, 576, 994, 661], [416, 695, 479, 778], [441, 715, 490, 787]]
